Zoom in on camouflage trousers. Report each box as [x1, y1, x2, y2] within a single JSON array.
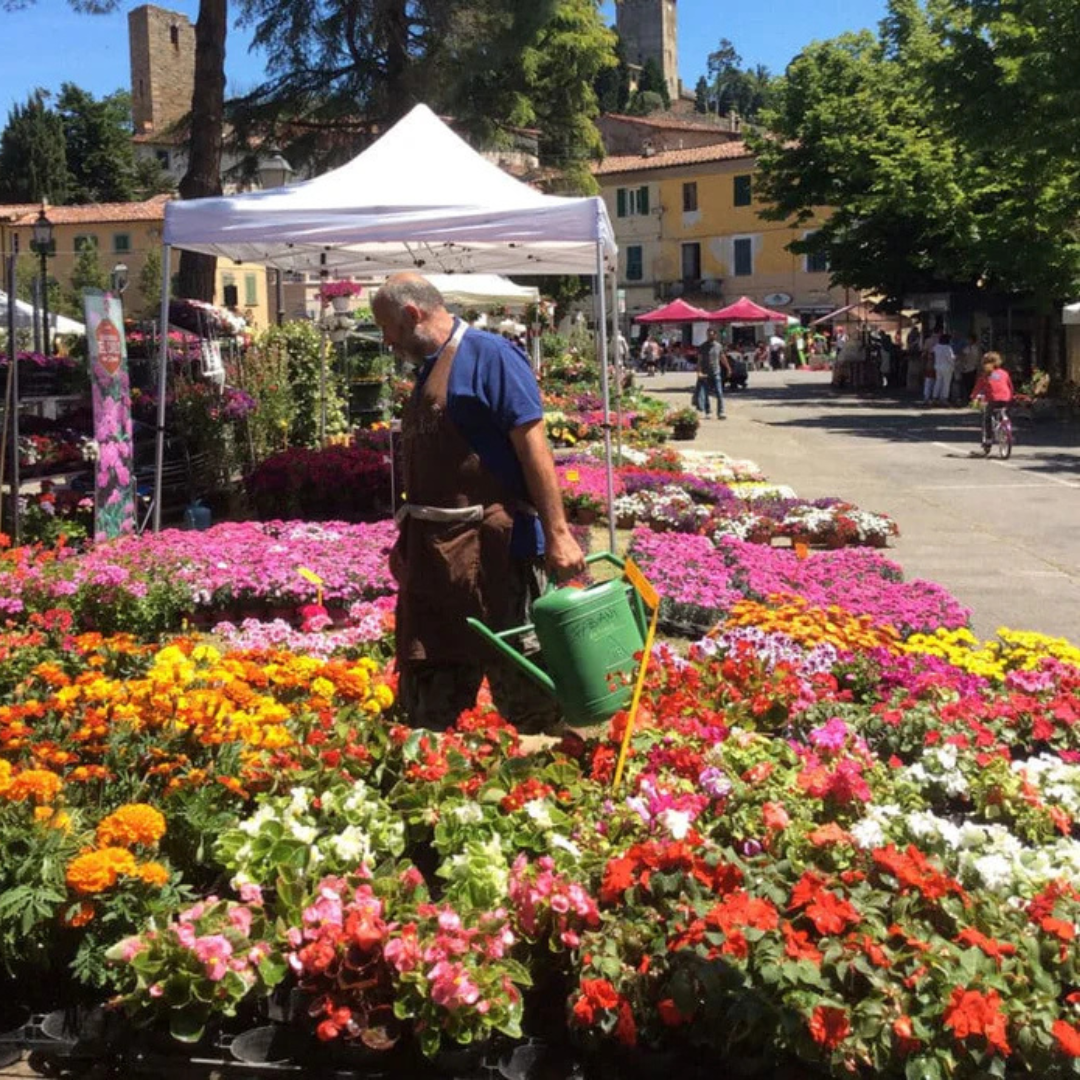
[[398, 559, 560, 734]]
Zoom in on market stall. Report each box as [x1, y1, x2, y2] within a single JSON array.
[[160, 104, 618, 540]]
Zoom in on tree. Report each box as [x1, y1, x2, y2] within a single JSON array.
[[64, 238, 108, 316], [230, 0, 616, 190], [0, 92, 68, 203], [138, 244, 163, 319], [56, 85, 138, 204], [635, 57, 670, 110], [177, 0, 227, 302], [595, 32, 632, 114], [694, 75, 710, 114]]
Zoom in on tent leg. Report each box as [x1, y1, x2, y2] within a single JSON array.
[[595, 241, 616, 554], [153, 243, 171, 533], [611, 271, 623, 466]]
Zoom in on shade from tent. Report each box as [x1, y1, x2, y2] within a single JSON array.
[[810, 301, 916, 329], [0, 290, 86, 335], [423, 274, 538, 310], [163, 105, 615, 276], [1063, 302, 1080, 326], [705, 296, 788, 323], [635, 298, 712, 323]]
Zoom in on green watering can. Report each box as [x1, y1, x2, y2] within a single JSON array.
[[466, 552, 648, 727]]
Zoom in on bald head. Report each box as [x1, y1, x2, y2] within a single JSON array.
[[372, 273, 453, 361]]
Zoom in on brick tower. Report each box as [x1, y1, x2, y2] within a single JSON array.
[[128, 5, 196, 134], [615, 0, 680, 104]]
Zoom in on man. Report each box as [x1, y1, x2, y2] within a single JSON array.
[[696, 328, 731, 417], [372, 273, 585, 731]]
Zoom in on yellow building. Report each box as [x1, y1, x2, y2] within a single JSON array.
[[594, 141, 846, 333], [0, 196, 271, 330]]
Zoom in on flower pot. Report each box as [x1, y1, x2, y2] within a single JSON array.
[[569, 506, 599, 526], [671, 424, 698, 441], [350, 378, 384, 414], [331, 296, 352, 314], [230, 1024, 308, 1065], [329, 328, 350, 344], [430, 1038, 491, 1076]]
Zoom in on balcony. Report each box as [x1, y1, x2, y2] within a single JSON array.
[[656, 278, 722, 300]]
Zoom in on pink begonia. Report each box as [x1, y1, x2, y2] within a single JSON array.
[[238, 883, 263, 905], [428, 960, 481, 1010], [227, 905, 253, 936], [384, 926, 421, 973], [809, 717, 851, 754], [148, 983, 164, 998], [116, 936, 146, 962], [193, 934, 234, 981], [174, 922, 197, 949]]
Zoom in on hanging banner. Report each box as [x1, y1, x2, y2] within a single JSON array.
[[84, 290, 135, 539]]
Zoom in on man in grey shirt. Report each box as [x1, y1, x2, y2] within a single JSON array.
[[695, 329, 732, 418]]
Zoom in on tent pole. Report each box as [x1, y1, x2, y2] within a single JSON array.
[[595, 240, 615, 554], [611, 271, 623, 466], [153, 244, 171, 533], [319, 330, 328, 446]]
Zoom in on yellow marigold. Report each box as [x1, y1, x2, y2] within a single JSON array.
[[34, 806, 71, 831], [66, 847, 138, 895], [0, 759, 11, 797], [6, 768, 63, 805], [96, 804, 166, 848], [134, 861, 170, 887], [310, 677, 336, 701]]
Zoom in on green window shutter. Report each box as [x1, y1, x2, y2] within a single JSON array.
[[245, 273, 258, 305], [639, 185, 650, 214], [617, 188, 627, 217]]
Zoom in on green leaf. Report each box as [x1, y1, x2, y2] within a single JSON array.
[[168, 1007, 209, 1044]]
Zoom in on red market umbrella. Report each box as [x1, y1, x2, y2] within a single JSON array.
[[634, 298, 712, 323], [705, 296, 789, 323]]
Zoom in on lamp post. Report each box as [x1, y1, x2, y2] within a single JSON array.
[[111, 262, 129, 296], [31, 207, 53, 355], [257, 151, 294, 326]]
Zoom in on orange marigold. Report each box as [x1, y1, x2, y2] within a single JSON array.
[[66, 847, 138, 895], [7, 768, 62, 805], [63, 901, 96, 927], [96, 804, 166, 848], [34, 806, 71, 831], [134, 861, 170, 887]]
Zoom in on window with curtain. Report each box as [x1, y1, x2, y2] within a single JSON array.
[[733, 238, 752, 276]]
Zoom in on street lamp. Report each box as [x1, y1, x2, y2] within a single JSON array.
[[31, 207, 53, 355], [257, 151, 294, 326]]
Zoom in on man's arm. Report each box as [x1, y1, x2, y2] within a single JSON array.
[[508, 420, 586, 581]]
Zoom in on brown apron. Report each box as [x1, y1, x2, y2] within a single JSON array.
[[395, 324, 517, 665]]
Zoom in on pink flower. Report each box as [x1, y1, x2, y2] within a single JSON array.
[[428, 960, 481, 1011], [384, 925, 421, 973], [193, 934, 234, 981], [239, 883, 263, 905], [228, 905, 253, 936], [117, 936, 146, 962], [174, 921, 197, 948], [148, 983, 164, 998]]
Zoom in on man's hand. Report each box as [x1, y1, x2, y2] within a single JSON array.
[[545, 527, 586, 582]]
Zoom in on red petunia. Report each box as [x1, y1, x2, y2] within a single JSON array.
[[808, 1005, 850, 1050], [804, 889, 860, 936], [943, 986, 1011, 1056], [1053, 1019, 1080, 1057]]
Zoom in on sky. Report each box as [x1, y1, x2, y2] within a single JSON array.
[[1, 0, 890, 116]]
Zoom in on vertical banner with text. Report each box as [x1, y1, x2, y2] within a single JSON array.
[[84, 290, 135, 539]]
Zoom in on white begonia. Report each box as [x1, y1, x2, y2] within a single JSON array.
[[849, 803, 903, 850], [342, 781, 370, 815], [287, 787, 311, 814], [450, 802, 485, 825], [550, 834, 582, 860], [328, 825, 372, 866], [239, 805, 276, 835], [523, 799, 554, 829], [658, 807, 692, 840], [970, 853, 1016, 894], [289, 823, 318, 846]]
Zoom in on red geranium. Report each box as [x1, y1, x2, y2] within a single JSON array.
[[942, 986, 1011, 1056], [808, 1005, 850, 1049]]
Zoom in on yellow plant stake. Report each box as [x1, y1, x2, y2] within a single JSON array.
[[612, 559, 660, 793], [298, 566, 325, 608]]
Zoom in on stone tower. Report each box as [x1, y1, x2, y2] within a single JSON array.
[[128, 5, 196, 134], [616, 0, 680, 104]]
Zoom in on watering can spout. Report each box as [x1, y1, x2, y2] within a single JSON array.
[[465, 618, 557, 697]]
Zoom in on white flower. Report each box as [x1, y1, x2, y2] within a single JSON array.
[[970, 853, 1015, 894], [550, 833, 582, 860], [450, 802, 485, 825], [523, 799, 554, 829], [658, 808, 693, 840], [289, 823, 318, 845], [328, 826, 371, 865]]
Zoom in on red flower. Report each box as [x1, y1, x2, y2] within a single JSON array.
[[615, 999, 637, 1047], [1041, 916, 1077, 942], [804, 890, 860, 936], [942, 986, 1011, 1056], [762, 801, 790, 831], [600, 856, 636, 904], [782, 921, 823, 964], [657, 998, 692, 1027], [808, 1005, 850, 1049], [581, 978, 620, 1011], [892, 1015, 920, 1055], [1053, 1019, 1080, 1057], [956, 927, 1017, 966]]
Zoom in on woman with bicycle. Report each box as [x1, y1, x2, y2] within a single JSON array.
[[971, 352, 1014, 455]]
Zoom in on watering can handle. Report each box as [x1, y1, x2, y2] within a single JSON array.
[[543, 550, 625, 593], [465, 616, 556, 696]]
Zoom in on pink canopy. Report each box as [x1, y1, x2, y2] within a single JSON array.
[[705, 296, 789, 323], [635, 298, 712, 323]]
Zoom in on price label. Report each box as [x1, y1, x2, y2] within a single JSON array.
[[623, 558, 659, 609], [298, 567, 324, 586]]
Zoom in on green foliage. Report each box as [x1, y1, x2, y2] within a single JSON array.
[[56, 84, 137, 204], [635, 57, 670, 110], [0, 91, 68, 203], [694, 75, 710, 114], [66, 238, 108, 312], [138, 244, 163, 319], [594, 31, 631, 114], [245, 321, 348, 453]]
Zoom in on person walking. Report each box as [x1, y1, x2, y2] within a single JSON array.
[[932, 333, 956, 405], [695, 328, 731, 418], [372, 272, 584, 732], [957, 335, 983, 404]]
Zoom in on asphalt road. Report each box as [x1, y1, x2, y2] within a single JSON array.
[[635, 367, 1080, 642]]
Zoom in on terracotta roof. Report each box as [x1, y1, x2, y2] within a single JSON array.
[[601, 111, 738, 134], [593, 141, 753, 175], [0, 195, 172, 225]]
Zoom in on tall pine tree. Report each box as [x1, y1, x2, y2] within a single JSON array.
[[0, 92, 68, 203], [56, 85, 138, 204]]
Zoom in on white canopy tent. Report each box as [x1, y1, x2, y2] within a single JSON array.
[[0, 290, 86, 336], [157, 104, 619, 542], [423, 274, 538, 311]]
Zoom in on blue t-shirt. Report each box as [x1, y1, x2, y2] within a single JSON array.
[[417, 323, 544, 557]]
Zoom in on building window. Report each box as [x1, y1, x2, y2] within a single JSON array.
[[244, 273, 258, 306], [155, 149, 171, 169], [681, 242, 701, 283], [616, 185, 650, 218], [113, 233, 131, 254], [170, 23, 180, 47], [733, 174, 752, 207], [804, 230, 829, 273], [626, 245, 643, 282], [73, 234, 98, 252], [733, 237, 753, 276], [682, 181, 698, 212]]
